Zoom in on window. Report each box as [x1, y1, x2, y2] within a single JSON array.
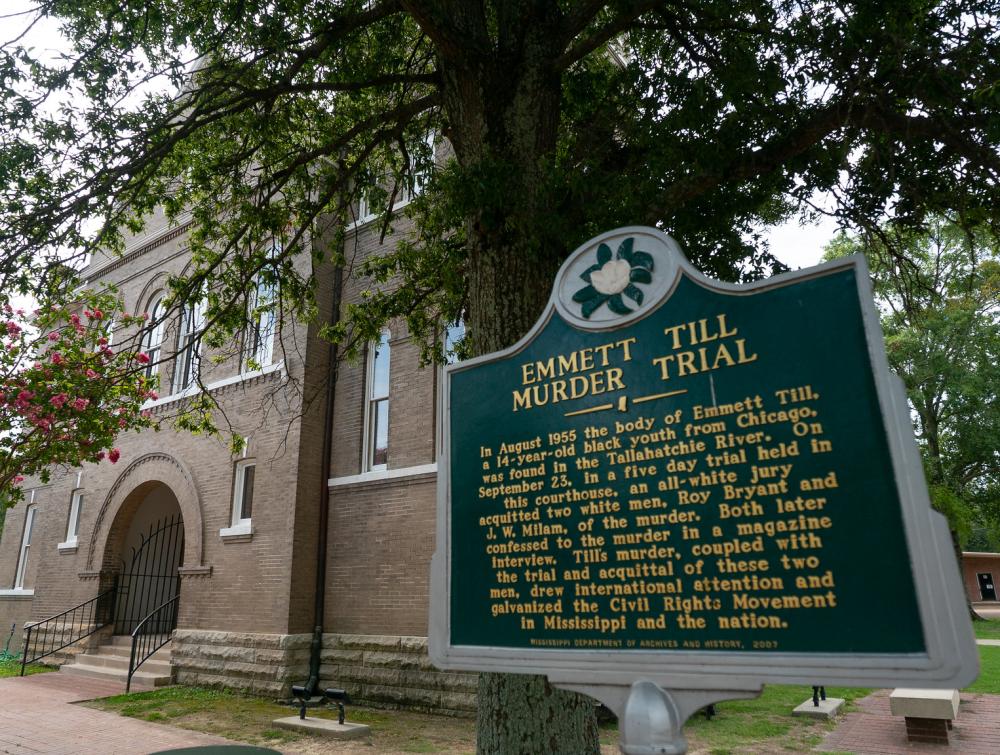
[[231, 460, 255, 527], [174, 298, 205, 391], [245, 251, 278, 370], [13, 504, 37, 590], [364, 331, 390, 471], [354, 131, 435, 225], [445, 319, 466, 364], [142, 298, 166, 378], [64, 489, 83, 545]]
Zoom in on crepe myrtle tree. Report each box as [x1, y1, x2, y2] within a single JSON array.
[[2, 0, 1000, 751], [0, 292, 157, 507]]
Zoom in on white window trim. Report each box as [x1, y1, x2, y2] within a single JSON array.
[[58, 489, 84, 549], [221, 458, 255, 538], [244, 288, 277, 371], [143, 297, 166, 378], [329, 462, 437, 488], [13, 503, 37, 590], [348, 132, 436, 231], [0, 589, 34, 598], [174, 298, 206, 392], [363, 331, 390, 472], [144, 360, 284, 410]]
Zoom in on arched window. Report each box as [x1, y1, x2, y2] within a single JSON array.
[[245, 246, 278, 370], [364, 331, 391, 471], [174, 298, 205, 391], [142, 298, 166, 378], [14, 496, 37, 590]]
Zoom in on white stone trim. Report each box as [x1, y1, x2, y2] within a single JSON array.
[[57, 539, 78, 551], [329, 463, 437, 488], [0, 589, 34, 598], [220, 521, 252, 538], [145, 361, 284, 409]]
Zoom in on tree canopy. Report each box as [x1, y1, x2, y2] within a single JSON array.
[[2, 1, 999, 360], [3, 1, 1000, 751], [826, 219, 1000, 547]]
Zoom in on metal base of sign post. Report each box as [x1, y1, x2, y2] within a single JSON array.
[[552, 678, 761, 754]]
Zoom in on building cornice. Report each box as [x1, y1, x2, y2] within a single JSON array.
[[85, 215, 193, 282]]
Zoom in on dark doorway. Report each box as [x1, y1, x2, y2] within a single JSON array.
[[978, 572, 996, 601], [115, 513, 184, 634]]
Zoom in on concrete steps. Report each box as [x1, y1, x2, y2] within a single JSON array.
[[59, 636, 173, 690]]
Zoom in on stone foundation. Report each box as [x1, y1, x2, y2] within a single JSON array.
[[170, 631, 477, 714], [320, 634, 476, 715], [172, 629, 312, 696]]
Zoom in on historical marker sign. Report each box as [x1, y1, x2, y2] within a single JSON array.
[[430, 227, 976, 750]]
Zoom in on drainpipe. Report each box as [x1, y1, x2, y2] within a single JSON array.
[[305, 259, 344, 697]]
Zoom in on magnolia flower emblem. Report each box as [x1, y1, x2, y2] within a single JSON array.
[[573, 238, 654, 318]]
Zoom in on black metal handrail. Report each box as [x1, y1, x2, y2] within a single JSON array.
[[127, 594, 178, 692], [20, 584, 117, 675]]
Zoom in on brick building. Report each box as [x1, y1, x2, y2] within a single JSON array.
[[0, 200, 474, 712]]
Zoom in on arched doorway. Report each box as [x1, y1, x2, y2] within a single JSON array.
[[111, 483, 184, 635]]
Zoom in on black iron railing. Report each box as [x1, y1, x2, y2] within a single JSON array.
[[127, 594, 178, 693], [20, 585, 117, 675]]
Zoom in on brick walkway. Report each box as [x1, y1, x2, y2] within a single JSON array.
[[819, 689, 1000, 754], [0, 673, 243, 754]]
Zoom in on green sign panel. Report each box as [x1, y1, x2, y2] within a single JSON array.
[[431, 227, 975, 694]]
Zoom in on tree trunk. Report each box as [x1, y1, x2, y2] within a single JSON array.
[[476, 672, 600, 755], [437, 29, 602, 754]]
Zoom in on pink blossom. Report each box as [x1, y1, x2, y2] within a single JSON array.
[[147, 390, 158, 400], [95, 451, 105, 461], [49, 393, 68, 409], [71, 398, 89, 411], [108, 448, 121, 463], [47, 331, 59, 341], [83, 309, 93, 319], [51, 352, 63, 365], [86, 369, 98, 379], [70, 313, 81, 326], [136, 352, 150, 364], [13, 475, 24, 484], [141, 409, 152, 419], [5, 321, 20, 337], [98, 337, 108, 346], [92, 309, 103, 320]]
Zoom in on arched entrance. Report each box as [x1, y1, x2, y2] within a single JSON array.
[[112, 483, 184, 635]]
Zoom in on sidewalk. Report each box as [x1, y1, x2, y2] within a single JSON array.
[[0, 673, 241, 755], [818, 689, 1000, 754]]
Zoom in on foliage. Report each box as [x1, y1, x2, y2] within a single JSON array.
[[0, 292, 157, 506], [0, 1, 998, 364], [3, 1, 1000, 751], [824, 219, 1000, 542]]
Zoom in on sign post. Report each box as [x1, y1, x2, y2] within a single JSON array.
[[430, 227, 977, 754]]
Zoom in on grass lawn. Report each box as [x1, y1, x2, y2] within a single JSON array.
[[965, 644, 1000, 694], [683, 684, 871, 754], [86, 682, 873, 754], [86, 686, 480, 754], [974, 618, 1000, 640], [0, 656, 55, 678], [82, 642, 1000, 754]]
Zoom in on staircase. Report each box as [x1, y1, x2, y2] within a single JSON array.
[[59, 635, 173, 690]]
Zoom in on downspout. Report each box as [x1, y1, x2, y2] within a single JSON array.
[[305, 259, 345, 696]]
